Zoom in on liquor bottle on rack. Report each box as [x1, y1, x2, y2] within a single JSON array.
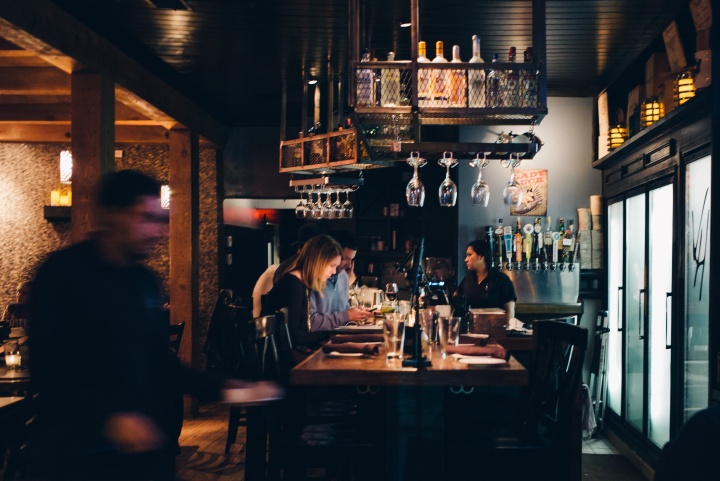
[[486, 226, 496, 268], [431, 41, 449, 106], [504, 47, 519, 107], [533, 217, 543, 265], [468, 35, 486, 108], [557, 218, 565, 259], [357, 48, 375, 107], [486, 53, 501, 108], [417, 41, 432, 107], [514, 217, 522, 263], [494, 218, 504, 267], [381, 51, 401, 107], [521, 47, 538, 108], [449, 45, 467, 107], [563, 220, 575, 262], [543, 216, 554, 262]]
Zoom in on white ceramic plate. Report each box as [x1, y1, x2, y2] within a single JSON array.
[[463, 333, 490, 339], [221, 382, 284, 404], [458, 357, 507, 365], [325, 351, 364, 357], [337, 325, 380, 330]]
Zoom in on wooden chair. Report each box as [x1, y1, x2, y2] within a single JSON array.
[[446, 319, 587, 481], [167, 322, 185, 357], [227, 311, 293, 478]]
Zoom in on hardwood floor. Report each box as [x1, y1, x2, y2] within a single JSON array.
[[176, 403, 246, 481]]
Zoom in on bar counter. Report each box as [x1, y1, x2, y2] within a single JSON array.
[[290, 346, 528, 387]]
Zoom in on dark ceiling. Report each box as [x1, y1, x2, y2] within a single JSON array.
[[7, 0, 689, 134]]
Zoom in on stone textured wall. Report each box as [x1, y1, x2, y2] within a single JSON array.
[[0, 142, 218, 368]]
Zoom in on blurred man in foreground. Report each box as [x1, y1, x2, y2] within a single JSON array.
[[28, 170, 280, 481]]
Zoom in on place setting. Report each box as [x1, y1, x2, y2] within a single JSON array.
[[322, 333, 385, 357]]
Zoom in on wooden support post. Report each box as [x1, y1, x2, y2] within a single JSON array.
[[168, 127, 200, 416], [70, 70, 115, 243]]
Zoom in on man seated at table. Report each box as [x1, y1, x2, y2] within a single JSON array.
[[308, 230, 371, 331], [0, 281, 31, 341]]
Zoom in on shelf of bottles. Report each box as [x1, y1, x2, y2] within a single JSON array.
[[353, 50, 547, 126]]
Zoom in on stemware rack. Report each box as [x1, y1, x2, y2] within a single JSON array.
[[280, 125, 542, 174]]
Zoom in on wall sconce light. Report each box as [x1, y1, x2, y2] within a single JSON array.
[[161, 185, 170, 209], [608, 125, 628, 149], [674, 71, 696, 106], [60, 150, 72, 184], [640, 97, 663, 129]]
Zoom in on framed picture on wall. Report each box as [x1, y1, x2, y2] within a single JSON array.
[[510, 169, 547, 216]]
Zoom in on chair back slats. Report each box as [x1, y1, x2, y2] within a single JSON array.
[[524, 319, 587, 444], [168, 322, 185, 357]]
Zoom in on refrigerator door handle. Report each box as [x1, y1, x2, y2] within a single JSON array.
[[665, 292, 672, 349], [617, 286, 623, 332], [638, 288, 645, 340]]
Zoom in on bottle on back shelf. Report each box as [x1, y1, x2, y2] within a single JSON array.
[[504, 47, 519, 107], [468, 35, 486, 108], [486, 53, 501, 108], [533, 217, 543, 262], [431, 41, 449, 106], [514, 217, 522, 262], [381, 51, 401, 107], [544, 216, 554, 261], [494, 218, 504, 266], [357, 48, 375, 107], [449, 45, 467, 107], [521, 47, 538, 107], [417, 41, 432, 107]]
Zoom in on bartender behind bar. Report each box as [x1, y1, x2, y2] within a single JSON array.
[[456, 239, 516, 322]]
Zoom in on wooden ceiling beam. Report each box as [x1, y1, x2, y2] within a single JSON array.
[[0, 66, 69, 95], [0, 102, 155, 122], [0, 123, 171, 144], [0, 0, 229, 146]]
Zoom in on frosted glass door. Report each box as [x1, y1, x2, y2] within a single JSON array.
[[684, 155, 711, 421], [624, 193, 646, 431], [607, 201, 624, 414], [648, 184, 673, 447]]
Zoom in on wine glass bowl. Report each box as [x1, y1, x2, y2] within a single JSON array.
[[342, 190, 354, 218], [385, 283, 399, 303], [503, 166, 523, 207], [469, 153, 490, 207], [406, 152, 427, 207], [331, 190, 343, 219], [437, 152, 458, 207], [471, 179, 490, 206]]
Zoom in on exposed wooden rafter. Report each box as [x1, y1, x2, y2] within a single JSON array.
[[0, 0, 228, 145]]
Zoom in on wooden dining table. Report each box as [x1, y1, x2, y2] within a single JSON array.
[[289, 344, 530, 481]]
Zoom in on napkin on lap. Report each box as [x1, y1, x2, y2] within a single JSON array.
[[330, 334, 384, 344], [446, 345, 506, 359], [322, 343, 380, 355]]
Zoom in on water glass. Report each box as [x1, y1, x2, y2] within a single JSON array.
[[438, 316, 461, 358], [383, 313, 406, 359], [397, 300, 411, 316]]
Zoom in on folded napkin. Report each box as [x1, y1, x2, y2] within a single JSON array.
[[330, 334, 384, 344], [459, 334, 489, 346], [445, 345, 506, 359], [321, 343, 380, 356]]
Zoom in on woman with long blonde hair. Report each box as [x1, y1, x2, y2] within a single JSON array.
[[262, 234, 342, 351]]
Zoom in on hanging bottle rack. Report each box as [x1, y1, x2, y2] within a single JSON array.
[[279, 0, 548, 174]]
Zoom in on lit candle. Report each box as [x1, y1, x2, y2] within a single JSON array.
[[50, 189, 60, 206], [5, 353, 21, 368]]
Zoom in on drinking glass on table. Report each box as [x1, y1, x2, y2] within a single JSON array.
[[397, 300, 411, 316], [385, 283, 399, 307], [438, 316, 461, 358], [383, 313, 406, 360]]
